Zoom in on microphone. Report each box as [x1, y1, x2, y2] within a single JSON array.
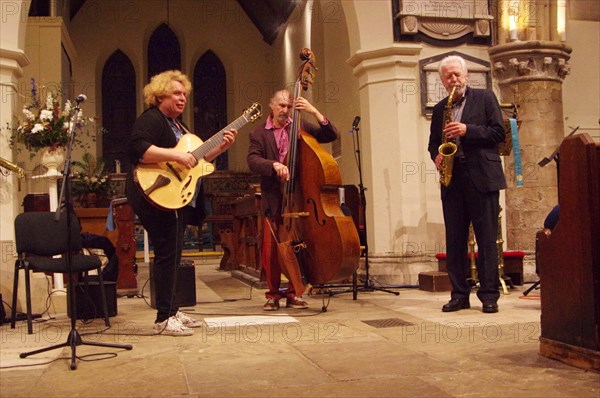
[[352, 116, 361, 130], [75, 94, 87, 104]]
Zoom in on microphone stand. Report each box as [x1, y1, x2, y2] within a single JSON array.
[[538, 126, 579, 191], [537, 126, 579, 168], [19, 98, 132, 370], [351, 122, 399, 297], [322, 119, 400, 302]]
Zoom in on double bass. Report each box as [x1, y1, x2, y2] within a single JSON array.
[[277, 48, 360, 290]]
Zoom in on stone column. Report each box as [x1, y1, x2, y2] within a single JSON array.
[[0, 0, 30, 235], [0, 0, 31, 312], [347, 44, 436, 285], [489, 41, 572, 253]]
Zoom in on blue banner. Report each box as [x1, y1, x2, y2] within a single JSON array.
[[509, 118, 523, 187]]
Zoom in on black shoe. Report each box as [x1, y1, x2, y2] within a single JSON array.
[[482, 301, 498, 313], [442, 298, 470, 312]]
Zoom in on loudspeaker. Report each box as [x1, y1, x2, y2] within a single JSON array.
[[68, 278, 117, 320], [149, 260, 196, 309]]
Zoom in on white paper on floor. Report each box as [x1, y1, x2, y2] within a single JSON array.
[[203, 315, 298, 328]]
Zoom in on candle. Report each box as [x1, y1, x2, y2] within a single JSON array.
[[557, 0, 566, 42], [115, 159, 121, 174], [507, 0, 519, 42]]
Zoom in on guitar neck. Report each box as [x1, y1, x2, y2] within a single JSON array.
[[191, 114, 249, 161]]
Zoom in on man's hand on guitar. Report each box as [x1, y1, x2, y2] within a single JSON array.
[[205, 129, 238, 162]]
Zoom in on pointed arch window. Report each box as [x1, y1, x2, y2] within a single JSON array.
[[147, 23, 181, 79], [101, 50, 136, 173], [193, 50, 228, 170]]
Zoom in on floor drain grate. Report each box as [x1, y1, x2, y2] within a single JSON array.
[[362, 318, 415, 328]]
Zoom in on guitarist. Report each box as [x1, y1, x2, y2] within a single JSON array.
[[126, 70, 237, 336]]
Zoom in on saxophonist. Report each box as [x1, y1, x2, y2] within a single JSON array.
[[428, 55, 506, 313]]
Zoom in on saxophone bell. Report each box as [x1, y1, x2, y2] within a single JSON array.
[[438, 141, 457, 187], [0, 156, 25, 178]]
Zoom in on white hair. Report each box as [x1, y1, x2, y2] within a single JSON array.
[[438, 55, 468, 76]]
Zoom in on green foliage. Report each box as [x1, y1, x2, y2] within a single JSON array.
[[71, 152, 111, 198]]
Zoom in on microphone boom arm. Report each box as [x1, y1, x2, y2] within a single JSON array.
[[538, 126, 579, 167]]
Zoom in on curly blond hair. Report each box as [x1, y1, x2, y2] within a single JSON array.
[[143, 70, 192, 107]]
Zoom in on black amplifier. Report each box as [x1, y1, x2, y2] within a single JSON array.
[[149, 260, 197, 309]]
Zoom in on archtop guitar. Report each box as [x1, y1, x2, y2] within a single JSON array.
[[135, 103, 261, 210]]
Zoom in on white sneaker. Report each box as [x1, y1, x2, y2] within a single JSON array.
[[153, 316, 193, 336], [175, 311, 203, 328]]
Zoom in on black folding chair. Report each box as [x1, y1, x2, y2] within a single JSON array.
[[11, 211, 111, 334]]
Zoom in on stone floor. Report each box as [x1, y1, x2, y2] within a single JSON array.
[[1, 256, 598, 397]]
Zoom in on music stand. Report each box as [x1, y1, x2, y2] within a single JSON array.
[[18, 97, 132, 370]]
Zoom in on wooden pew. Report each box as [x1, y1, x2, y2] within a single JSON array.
[[537, 133, 600, 371], [75, 203, 137, 295]]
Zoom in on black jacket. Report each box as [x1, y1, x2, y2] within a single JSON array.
[[126, 107, 206, 224], [428, 87, 507, 194]]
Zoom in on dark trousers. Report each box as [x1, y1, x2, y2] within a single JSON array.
[[442, 162, 500, 303], [133, 201, 192, 323]]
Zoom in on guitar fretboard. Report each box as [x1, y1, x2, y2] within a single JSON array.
[[191, 114, 251, 160]]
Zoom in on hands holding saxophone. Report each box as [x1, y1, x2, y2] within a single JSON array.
[[434, 122, 467, 170], [443, 121, 467, 140]]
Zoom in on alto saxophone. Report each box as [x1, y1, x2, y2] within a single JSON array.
[[438, 85, 458, 187], [0, 156, 25, 178]]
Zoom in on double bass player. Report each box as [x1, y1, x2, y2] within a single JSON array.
[[247, 89, 339, 310]]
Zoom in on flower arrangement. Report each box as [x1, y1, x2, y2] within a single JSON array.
[[71, 152, 112, 205], [10, 78, 91, 159]]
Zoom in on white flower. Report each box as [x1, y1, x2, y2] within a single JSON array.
[[40, 109, 54, 122], [46, 93, 53, 110], [63, 100, 72, 116], [22, 108, 35, 121], [31, 123, 45, 134]]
